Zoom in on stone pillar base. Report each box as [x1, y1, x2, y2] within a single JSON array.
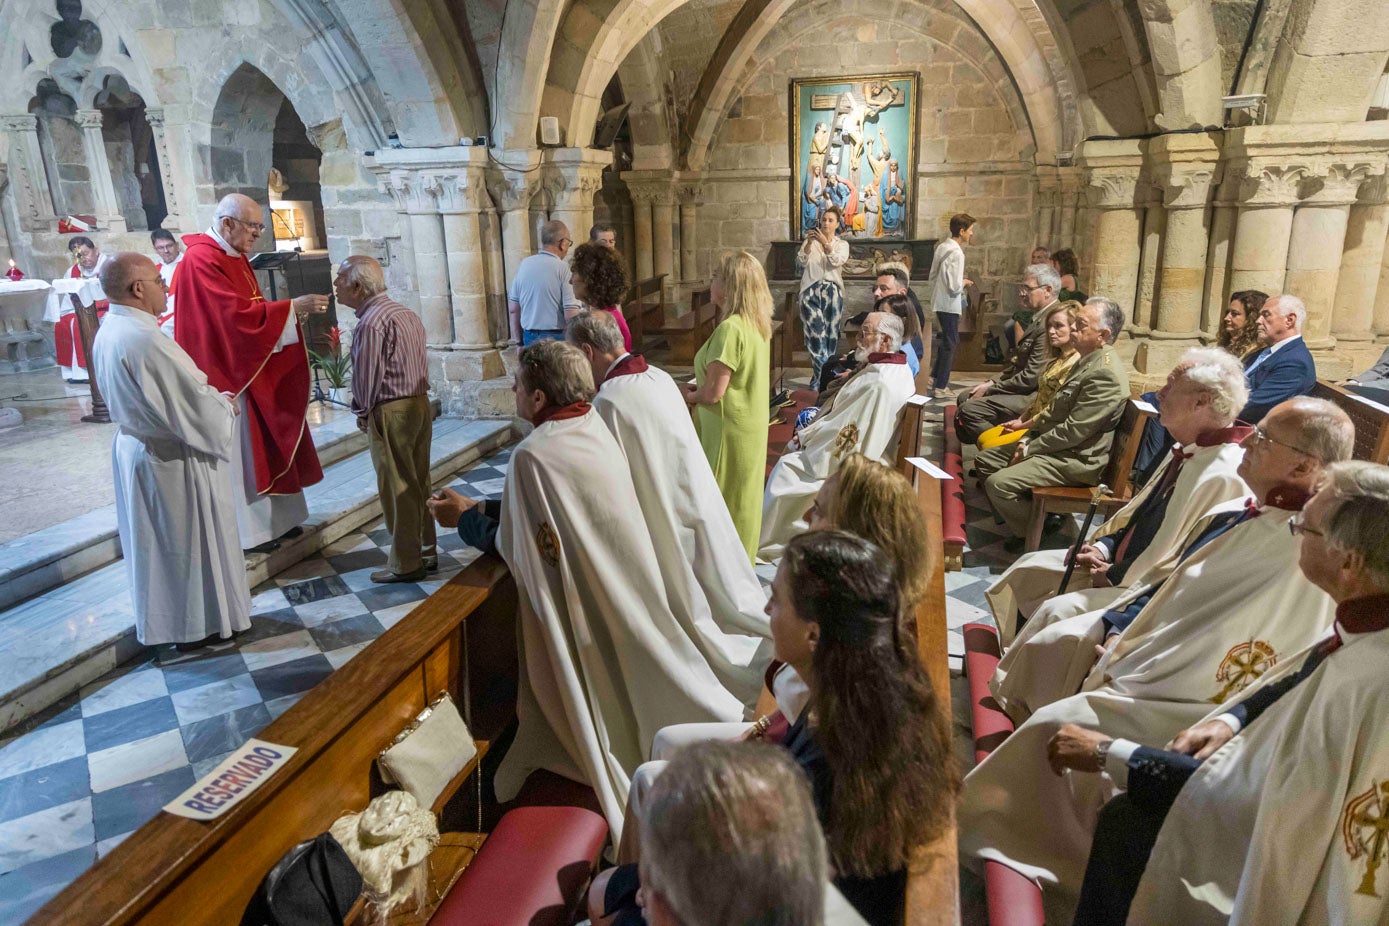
[[428, 346, 515, 418], [1134, 338, 1205, 377]]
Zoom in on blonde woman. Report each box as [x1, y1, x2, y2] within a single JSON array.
[[683, 251, 772, 559], [976, 300, 1081, 450]]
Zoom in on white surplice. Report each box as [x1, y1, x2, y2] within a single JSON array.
[[1131, 626, 1389, 926], [594, 358, 772, 705], [91, 304, 251, 645], [985, 440, 1249, 645], [959, 502, 1335, 922], [492, 409, 746, 842], [758, 359, 915, 559]]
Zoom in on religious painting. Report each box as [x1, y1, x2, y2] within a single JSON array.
[[789, 73, 918, 242]]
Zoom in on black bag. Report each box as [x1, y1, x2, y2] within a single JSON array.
[[983, 332, 1005, 365], [241, 832, 363, 926]]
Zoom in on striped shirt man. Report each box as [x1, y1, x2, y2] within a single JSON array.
[[349, 292, 429, 426]]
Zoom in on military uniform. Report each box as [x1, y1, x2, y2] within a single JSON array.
[[955, 306, 1052, 443], [982, 344, 1129, 535]]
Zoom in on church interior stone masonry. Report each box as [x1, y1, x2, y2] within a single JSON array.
[[2, 0, 1389, 405]]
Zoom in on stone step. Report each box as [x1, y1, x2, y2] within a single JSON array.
[[0, 417, 513, 733], [0, 410, 376, 614]]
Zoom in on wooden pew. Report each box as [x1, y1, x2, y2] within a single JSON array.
[[36, 559, 523, 926], [624, 274, 667, 352], [1313, 379, 1389, 462]]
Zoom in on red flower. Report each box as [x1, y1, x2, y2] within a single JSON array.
[[328, 326, 342, 354]]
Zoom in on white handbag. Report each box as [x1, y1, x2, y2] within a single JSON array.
[[377, 692, 478, 810]]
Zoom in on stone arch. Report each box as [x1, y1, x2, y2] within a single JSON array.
[[492, 0, 568, 149], [616, 35, 677, 171], [1136, 0, 1224, 129], [1262, 0, 1389, 124]]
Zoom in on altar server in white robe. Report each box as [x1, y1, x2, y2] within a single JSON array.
[[567, 312, 772, 705], [759, 312, 915, 559], [427, 340, 744, 842], [958, 398, 1354, 923], [91, 254, 250, 652], [1049, 461, 1389, 926], [986, 349, 1251, 645]]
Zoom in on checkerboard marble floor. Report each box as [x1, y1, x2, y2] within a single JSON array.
[[0, 446, 515, 923]]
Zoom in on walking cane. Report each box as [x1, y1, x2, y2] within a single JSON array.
[[1057, 483, 1109, 595]]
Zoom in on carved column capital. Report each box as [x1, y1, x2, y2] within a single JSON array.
[[626, 180, 675, 206], [430, 169, 489, 214], [1086, 169, 1142, 209], [676, 182, 704, 207], [74, 108, 104, 131], [484, 168, 542, 213], [376, 169, 441, 215], [1157, 164, 1217, 210], [144, 107, 166, 129], [0, 113, 37, 134], [1299, 161, 1382, 206], [1237, 162, 1306, 207]]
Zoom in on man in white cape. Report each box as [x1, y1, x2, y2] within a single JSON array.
[[567, 311, 772, 705], [427, 340, 744, 842], [986, 349, 1251, 647], [759, 311, 914, 559], [90, 254, 250, 654], [1049, 460, 1389, 926], [957, 398, 1354, 923]]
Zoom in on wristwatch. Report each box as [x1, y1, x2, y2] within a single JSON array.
[[1095, 738, 1111, 768]]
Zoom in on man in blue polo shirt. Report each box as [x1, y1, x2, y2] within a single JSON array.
[[508, 219, 581, 345]]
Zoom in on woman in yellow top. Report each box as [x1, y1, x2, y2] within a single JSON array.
[[683, 251, 773, 560], [976, 300, 1081, 449]]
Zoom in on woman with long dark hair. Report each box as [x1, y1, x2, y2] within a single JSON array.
[[570, 241, 633, 351], [1218, 290, 1266, 360]]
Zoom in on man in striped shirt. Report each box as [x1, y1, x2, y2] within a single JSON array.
[[334, 256, 436, 582]]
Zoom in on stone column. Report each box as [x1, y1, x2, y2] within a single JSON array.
[[74, 109, 127, 232], [1229, 163, 1301, 298], [486, 152, 544, 304], [544, 148, 611, 245], [1057, 168, 1083, 248], [1285, 163, 1371, 347], [434, 169, 493, 350], [677, 182, 702, 283], [1133, 193, 1167, 333], [630, 190, 655, 281], [143, 108, 182, 230], [1034, 169, 1057, 247], [1202, 174, 1239, 335], [1084, 167, 1145, 315], [1331, 172, 1389, 344], [652, 189, 676, 284], [1, 114, 57, 232], [1153, 164, 1217, 339]]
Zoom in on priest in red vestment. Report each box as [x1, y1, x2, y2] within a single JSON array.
[[172, 193, 329, 551], [52, 236, 110, 382]]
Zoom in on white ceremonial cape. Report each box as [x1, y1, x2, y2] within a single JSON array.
[[594, 358, 772, 706], [758, 358, 915, 559], [959, 501, 1336, 922], [492, 408, 746, 842], [91, 304, 251, 645], [1130, 626, 1389, 926], [986, 439, 1249, 646]]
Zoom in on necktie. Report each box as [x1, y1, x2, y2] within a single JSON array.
[[1245, 347, 1273, 374], [1112, 447, 1190, 563]]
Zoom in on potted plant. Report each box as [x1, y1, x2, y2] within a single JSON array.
[[309, 326, 351, 403]]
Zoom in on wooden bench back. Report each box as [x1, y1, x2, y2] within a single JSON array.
[[36, 560, 519, 926], [1100, 398, 1156, 500], [893, 396, 928, 475], [624, 274, 667, 349], [1312, 379, 1389, 463]]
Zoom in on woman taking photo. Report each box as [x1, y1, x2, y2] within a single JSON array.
[[684, 250, 772, 559], [569, 241, 633, 351], [798, 205, 850, 386]]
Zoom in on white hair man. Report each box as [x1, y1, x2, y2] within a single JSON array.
[[954, 262, 1059, 442], [987, 347, 1252, 653], [959, 397, 1354, 923], [332, 255, 433, 583], [426, 340, 745, 842], [507, 219, 580, 345], [171, 193, 330, 553], [1055, 461, 1389, 926], [92, 253, 250, 659], [982, 296, 1129, 545], [566, 311, 771, 703], [759, 311, 915, 559]]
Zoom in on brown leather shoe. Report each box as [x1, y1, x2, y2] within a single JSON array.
[[370, 567, 428, 584]]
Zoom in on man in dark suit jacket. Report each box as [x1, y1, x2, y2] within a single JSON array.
[[1345, 344, 1389, 404], [1044, 464, 1389, 925], [1134, 293, 1318, 478]]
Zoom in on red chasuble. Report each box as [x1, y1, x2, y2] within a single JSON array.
[[172, 234, 322, 495]]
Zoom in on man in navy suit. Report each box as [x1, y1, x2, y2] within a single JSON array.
[[1134, 293, 1317, 478], [1045, 461, 1389, 925]]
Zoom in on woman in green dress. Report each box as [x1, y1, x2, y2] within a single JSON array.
[[683, 251, 772, 560]]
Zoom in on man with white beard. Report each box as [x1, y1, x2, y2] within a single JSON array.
[[566, 311, 772, 705], [759, 311, 914, 559], [957, 397, 1354, 924], [427, 340, 744, 843]]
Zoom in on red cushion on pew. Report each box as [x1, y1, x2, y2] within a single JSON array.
[[789, 388, 819, 406], [939, 405, 967, 547], [430, 806, 608, 926], [985, 861, 1045, 926]]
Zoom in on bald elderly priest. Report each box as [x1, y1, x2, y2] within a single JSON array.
[[987, 348, 1251, 646], [428, 340, 745, 843], [959, 398, 1353, 924], [172, 193, 329, 552], [759, 312, 915, 560], [1053, 461, 1389, 926], [91, 254, 250, 656], [567, 311, 772, 706], [980, 297, 1129, 542]]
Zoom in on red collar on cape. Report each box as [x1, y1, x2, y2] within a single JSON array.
[[868, 351, 907, 365], [1195, 423, 1254, 447], [533, 401, 592, 426], [1261, 484, 1312, 511], [603, 353, 648, 383], [1336, 594, 1389, 636]]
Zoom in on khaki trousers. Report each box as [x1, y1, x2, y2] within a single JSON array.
[[367, 395, 436, 574]]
